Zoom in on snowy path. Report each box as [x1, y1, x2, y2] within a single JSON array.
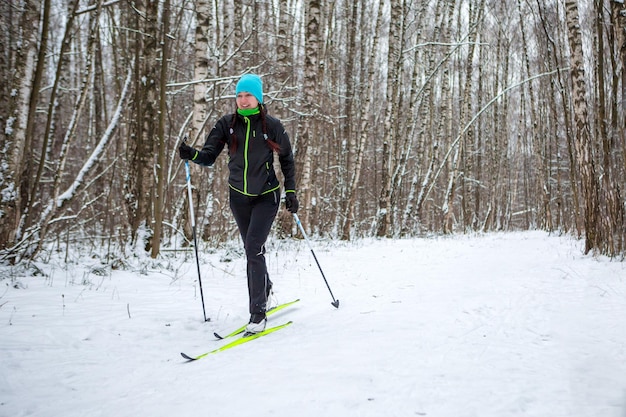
[[1, 232, 625, 417]]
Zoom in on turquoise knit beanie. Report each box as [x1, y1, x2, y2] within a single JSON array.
[[235, 74, 263, 104]]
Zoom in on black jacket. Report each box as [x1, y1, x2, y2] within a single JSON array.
[[193, 111, 296, 196]]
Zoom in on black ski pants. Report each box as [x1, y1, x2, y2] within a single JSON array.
[[229, 188, 279, 315]]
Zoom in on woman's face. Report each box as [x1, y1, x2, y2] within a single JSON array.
[[236, 92, 259, 110]]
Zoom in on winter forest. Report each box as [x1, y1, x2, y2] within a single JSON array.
[[1, 0, 626, 264]]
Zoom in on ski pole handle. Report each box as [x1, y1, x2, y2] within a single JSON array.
[[185, 160, 196, 228]]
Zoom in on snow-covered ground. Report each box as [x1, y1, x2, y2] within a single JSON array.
[[1, 231, 626, 417]]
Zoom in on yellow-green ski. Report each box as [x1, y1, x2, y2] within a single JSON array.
[[213, 299, 300, 340], [181, 321, 293, 361]]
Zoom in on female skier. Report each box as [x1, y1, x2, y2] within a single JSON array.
[[179, 74, 298, 334]]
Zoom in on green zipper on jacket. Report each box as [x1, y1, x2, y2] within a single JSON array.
[[243, 116, 250, 194]]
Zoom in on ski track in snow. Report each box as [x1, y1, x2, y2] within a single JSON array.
[[1, 231, 626, 417]]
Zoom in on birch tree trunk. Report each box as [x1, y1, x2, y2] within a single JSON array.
[[187, 0, 211, 243], [597, 0, 625, 253], [614, 1, 626, 185], [610, 0, 626, 174], [337, 1, 358, 239], [294, 0, 321, 232], [564, 0, 601, 254], [151, 0, 171, 259], [375, 0, 404, 237], [0, 0, 40, 256], [273, 0, 296, 236], [20, 0, 51, 234], [192, 0, 210, 144], [126, 0, 159, 250], [276, 0, 292, 83]]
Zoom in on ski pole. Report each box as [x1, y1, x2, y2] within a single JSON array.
[[184, 142, 209, 322], [292, 213, 339, 308]]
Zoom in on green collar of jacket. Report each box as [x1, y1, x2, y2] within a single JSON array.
[[237, 107, 261, 117]]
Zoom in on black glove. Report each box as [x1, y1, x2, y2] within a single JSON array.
[[179, 143, 198, 160], [285, 193, 299, 213]]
